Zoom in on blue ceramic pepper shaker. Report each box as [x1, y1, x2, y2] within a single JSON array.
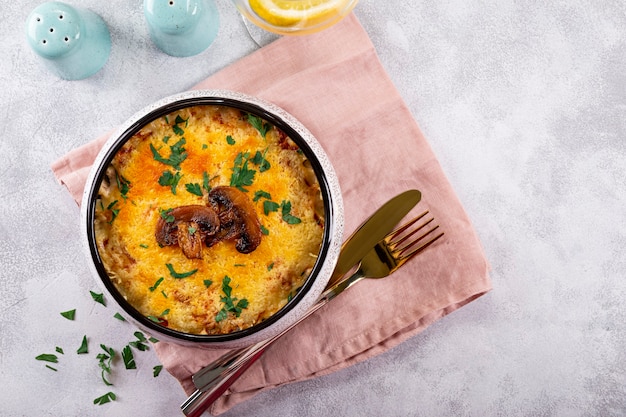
[[144, 0, 219, 57], [25, 1, 111, 80]]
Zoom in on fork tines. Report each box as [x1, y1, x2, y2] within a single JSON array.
[[387, 211, 444, 258]]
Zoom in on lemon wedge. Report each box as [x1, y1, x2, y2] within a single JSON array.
[[248, 0, 347, 29]]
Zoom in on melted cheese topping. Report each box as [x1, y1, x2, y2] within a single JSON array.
[[94, 105, 325, 335]]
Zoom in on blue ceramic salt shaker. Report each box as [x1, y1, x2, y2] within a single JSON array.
[[144, 0, 219, 57], [25, 2, 111, 80]]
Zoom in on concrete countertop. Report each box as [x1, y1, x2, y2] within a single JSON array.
[[1, 0, 624, 416]]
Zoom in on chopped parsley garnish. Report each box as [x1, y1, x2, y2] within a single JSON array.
[[166, 263, 198, 279], [36, 353, 59, 363], [281, 200, 301, 224], [158, 170, 182, 194], [129, 332, 150, 351], [122, 345, 136, 370], [116, 173, 131, 200], [267, 262, 274, 271], [149, 277, 164, 292], [150, 137, 187, 170], [215, 276, 249, 322], [203, 279, 213, 288], [202, 171, 215, 193], [113, 312, 126, 321], [188, 226, 197, 234], [159, 208, 175, 223], [146, 315, 167, 325], [93, 392, 116, 405], [229, 152, 256, 192], [90, 291, 106, 306], [260, 224, 269, 235], [139, 243, 149, 248], [60, 309, 76, 320], [96, 344, 116, 386], [263, 200, 280, 215], [153, 365, 163, 377], [106, 200, 120, 224], [247, 114, 271, 139], [253, 190, 271, 202], [46, 365, 58, 371], [56, 346, 64, 354], [172, 115, 188, 136], [226, 135, 235, 145], [160, 309, 170, 316], [185, 182, 203, 196], [77, 335, 89, 354], [251, 149, 271, 172]]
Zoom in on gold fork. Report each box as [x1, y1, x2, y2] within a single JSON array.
[[182, 211, 444, 417]]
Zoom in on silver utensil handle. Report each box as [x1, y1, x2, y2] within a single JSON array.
[[182, 271, 363, 416]]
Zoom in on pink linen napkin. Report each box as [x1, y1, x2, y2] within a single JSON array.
[[51, 14, 491, 415]]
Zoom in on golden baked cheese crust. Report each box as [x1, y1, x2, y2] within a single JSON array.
[[94, 105, 325, 335]]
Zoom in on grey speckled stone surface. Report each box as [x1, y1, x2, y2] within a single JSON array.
[[1, 0, 625, 416]]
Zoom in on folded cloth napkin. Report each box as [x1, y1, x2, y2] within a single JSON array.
[[51, 13, 491, 415]]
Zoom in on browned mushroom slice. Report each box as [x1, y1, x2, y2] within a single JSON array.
[[208, 186, 262, 254], [155, 205, 220, 259]]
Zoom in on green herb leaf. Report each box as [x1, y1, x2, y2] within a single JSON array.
[[172, 125, 184, 136], [263, 200, 280, 215], [185, 182, 203, 196], [139, 243, 149, 248], [251, 149, 271, 172], [158, 170, 182, 194], [36, 353, 58, 363], [153, 365, 163, 377], [90, 291, 106, 306], [128, 331, 150, 351], [166, 263, 198, 279], [229, 152, 256, 192], [56, 346, 64, 354], [147, 315, 167, 325], [149, 336, 159, 343], [113, 312, 126, 321], [106, 200, 120, 224], [174, 114, 188, 127], [150, 138, 187, 170], [203, 279, 213, 288], [267, 262, 274, 271], [149, 277, 164, 292], [93, 392, 116, 405], [215, 309, 228, 323], [60, 309, 76, 320], [281, 200, 301, 224], [226, 135, 235, 145], [159, 208, 175, 223], [160, 309, 170, 316], [247, 114, 271, 138], [97, 344, 116, 386], [77, 335, 89, 354], [260, 224, 269, 235], [253, 190, 271, 202], [116, 173, 131, 200], [122, 345, 136, 370], [215, 276, 248, 322], [46, 365, 58, 371], [202, 171, 213, 192]]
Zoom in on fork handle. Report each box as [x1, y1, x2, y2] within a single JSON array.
[[182, 270, 365, 416]]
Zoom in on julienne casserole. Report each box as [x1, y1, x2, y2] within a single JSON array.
[[93, 105, 325, 335]]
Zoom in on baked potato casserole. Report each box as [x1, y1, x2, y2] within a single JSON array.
[[93, 104, 325, 335]]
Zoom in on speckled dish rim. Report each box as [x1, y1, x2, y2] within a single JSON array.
[[80, 89, 344, 349]]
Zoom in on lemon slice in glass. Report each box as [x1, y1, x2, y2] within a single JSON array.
[[248, 0, 346, 28]]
